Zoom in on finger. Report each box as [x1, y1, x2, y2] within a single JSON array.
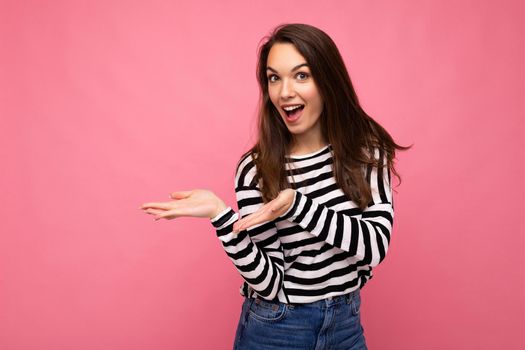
[[233, 215, 254, 232], [233, 200, 277, 232], [233, 208, 266, 231], [233, 195, 289, 232], [170, 191, 192, 199], [143, 208, 165, 215], [232, 220, 242, 233], [141, 202, 173, 210], [235, 207, 273, 231], [154, 208, 184, 220]]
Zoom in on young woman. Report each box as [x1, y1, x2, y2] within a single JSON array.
[[141, 23, 410, 350]]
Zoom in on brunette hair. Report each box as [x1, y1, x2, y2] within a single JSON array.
[[247, 23, 412, 210]]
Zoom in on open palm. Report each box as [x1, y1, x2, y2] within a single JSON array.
[[232, 189, 295, 233], [141, 189, 226, 220]]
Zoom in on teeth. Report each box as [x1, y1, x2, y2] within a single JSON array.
[[283, 105, 303, 111]]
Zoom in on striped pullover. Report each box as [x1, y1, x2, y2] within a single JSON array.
[[210, 144, 394, 304]]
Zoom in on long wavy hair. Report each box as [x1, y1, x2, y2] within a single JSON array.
[[247, 23, 412, 210]]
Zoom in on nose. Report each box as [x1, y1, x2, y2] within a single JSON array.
[[280, 78, 295, 100]]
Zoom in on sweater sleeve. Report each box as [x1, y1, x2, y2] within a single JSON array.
[[210, 154, 285, 300], [281, 148, 394, 267]]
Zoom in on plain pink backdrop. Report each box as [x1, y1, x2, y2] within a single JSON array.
[[1, 0, 523, 349]]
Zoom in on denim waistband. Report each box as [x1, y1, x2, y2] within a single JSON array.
[[252, 288, 360, 309]]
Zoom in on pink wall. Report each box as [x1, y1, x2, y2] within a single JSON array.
[[1, 0, 523, 349]]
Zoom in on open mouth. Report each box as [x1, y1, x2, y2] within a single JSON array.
[[283, 104, 305, 118]]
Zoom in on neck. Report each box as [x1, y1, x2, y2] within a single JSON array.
[[289, 132, 328, 156]]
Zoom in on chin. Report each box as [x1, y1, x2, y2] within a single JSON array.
[[285, 125, 307, 135]]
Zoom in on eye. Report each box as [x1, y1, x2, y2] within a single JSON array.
[[296, 72, 309, 80], [267, 74, 279, 83]]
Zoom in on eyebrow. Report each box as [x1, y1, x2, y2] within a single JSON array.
[[266, 63, 309, 74]]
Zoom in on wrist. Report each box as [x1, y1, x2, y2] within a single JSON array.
[[210, 200, 228, 219]]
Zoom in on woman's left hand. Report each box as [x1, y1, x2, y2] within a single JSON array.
[[232, 189, 295, 233]]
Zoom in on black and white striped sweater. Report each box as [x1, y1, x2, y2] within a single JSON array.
[[210, 144, 394, 304]]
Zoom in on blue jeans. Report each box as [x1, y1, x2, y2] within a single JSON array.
[[233, 289, 367, 350]]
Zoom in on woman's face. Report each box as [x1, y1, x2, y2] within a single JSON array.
[[266, 43, 324, 143]]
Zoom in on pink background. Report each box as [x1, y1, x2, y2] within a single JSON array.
[[1, 0, 523, 349]]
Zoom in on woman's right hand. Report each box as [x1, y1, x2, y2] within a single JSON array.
[[140, 189, 228, 221]]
